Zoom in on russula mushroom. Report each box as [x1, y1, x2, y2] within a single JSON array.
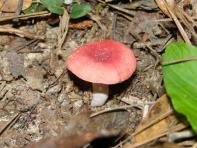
[[66, 39, 136, 106]]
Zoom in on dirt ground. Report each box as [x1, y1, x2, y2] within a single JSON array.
[[0, 0, 196, 148]]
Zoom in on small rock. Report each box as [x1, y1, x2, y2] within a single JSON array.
[[4, 81, 40, 111], [47, 85, 62, 95], [0, 51, 13, 81], [26, 66, 46, 91], [6, 51, 25, 78], [69, 92, 82, 100], [73, 100, 83, 110], [58, 92, 68, 103], [25, 48, 51, 66]]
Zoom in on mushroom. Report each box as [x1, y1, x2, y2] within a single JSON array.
[[66, 39, 136, 106]]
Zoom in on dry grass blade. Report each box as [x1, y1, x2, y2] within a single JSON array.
[[0, 113, 21, 136], [57, 8, 69, 52], [163, 0, 191, 44], [130, 124, 187, 148], [133, 110, 173, 136], [178, 10, 197, 41], [155, 0, 175, 17]]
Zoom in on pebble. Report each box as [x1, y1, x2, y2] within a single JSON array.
[[47, 85, 62, 95]]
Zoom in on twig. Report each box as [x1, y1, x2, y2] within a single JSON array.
[[0, 11, 50, 22], [0, 113, 21, 136], [89, 14, 107, 31], [162, 0, 191, 44], [90, 104, 141, 118], [176, 9, 197, 40], [96, 0, 135, 16], [16, 39, 38, 52], [57, 9, 69, 52], [119, 96, 144, 108], [112, 134, 132, 148], [150, 16, 197, 22], [0, 26, 45, 40]]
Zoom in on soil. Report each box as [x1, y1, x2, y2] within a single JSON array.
[[0, 0, 196, 147]]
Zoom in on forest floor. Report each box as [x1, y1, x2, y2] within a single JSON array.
[[0, 0, 196, 148]]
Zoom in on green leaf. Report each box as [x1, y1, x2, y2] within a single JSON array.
[[41, 0, 64, 15], [70, 3, 91, 19], [162, 42, 197, 132], [23, 3, 46, 14]]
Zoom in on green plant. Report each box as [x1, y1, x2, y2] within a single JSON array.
[[23, 0, 91, 18], [70, 3, 91, 19], [162, 42, 197, 132], [23, 3, 45, 14], [41, 0, 65, 15]]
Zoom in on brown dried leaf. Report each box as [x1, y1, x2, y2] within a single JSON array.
[[155, 0, 175, 17], [0, 0, 32, 12], [69, 20, 93, 30], [124, 142, 184, 148], [132, 95, 188, 146]]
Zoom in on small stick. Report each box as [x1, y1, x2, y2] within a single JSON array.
[[16, 39, 38, 52], [113, 134, 132, 148], [0, 26, 45, 40], [0, 113, 21, 136], [57, 9, 69, 52], [96, 0, 135, 16], [89, 14, 107, 31], [90, 104, 142, 118], [0, 11, 50, 22], [162, 0, 191, 44], [150, 16, 197, 22]]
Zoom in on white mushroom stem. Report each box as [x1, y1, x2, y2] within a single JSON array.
[[91, 83, 109, 107]]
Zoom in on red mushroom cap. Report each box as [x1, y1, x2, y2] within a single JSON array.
[[66, 39, 136, 84]]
